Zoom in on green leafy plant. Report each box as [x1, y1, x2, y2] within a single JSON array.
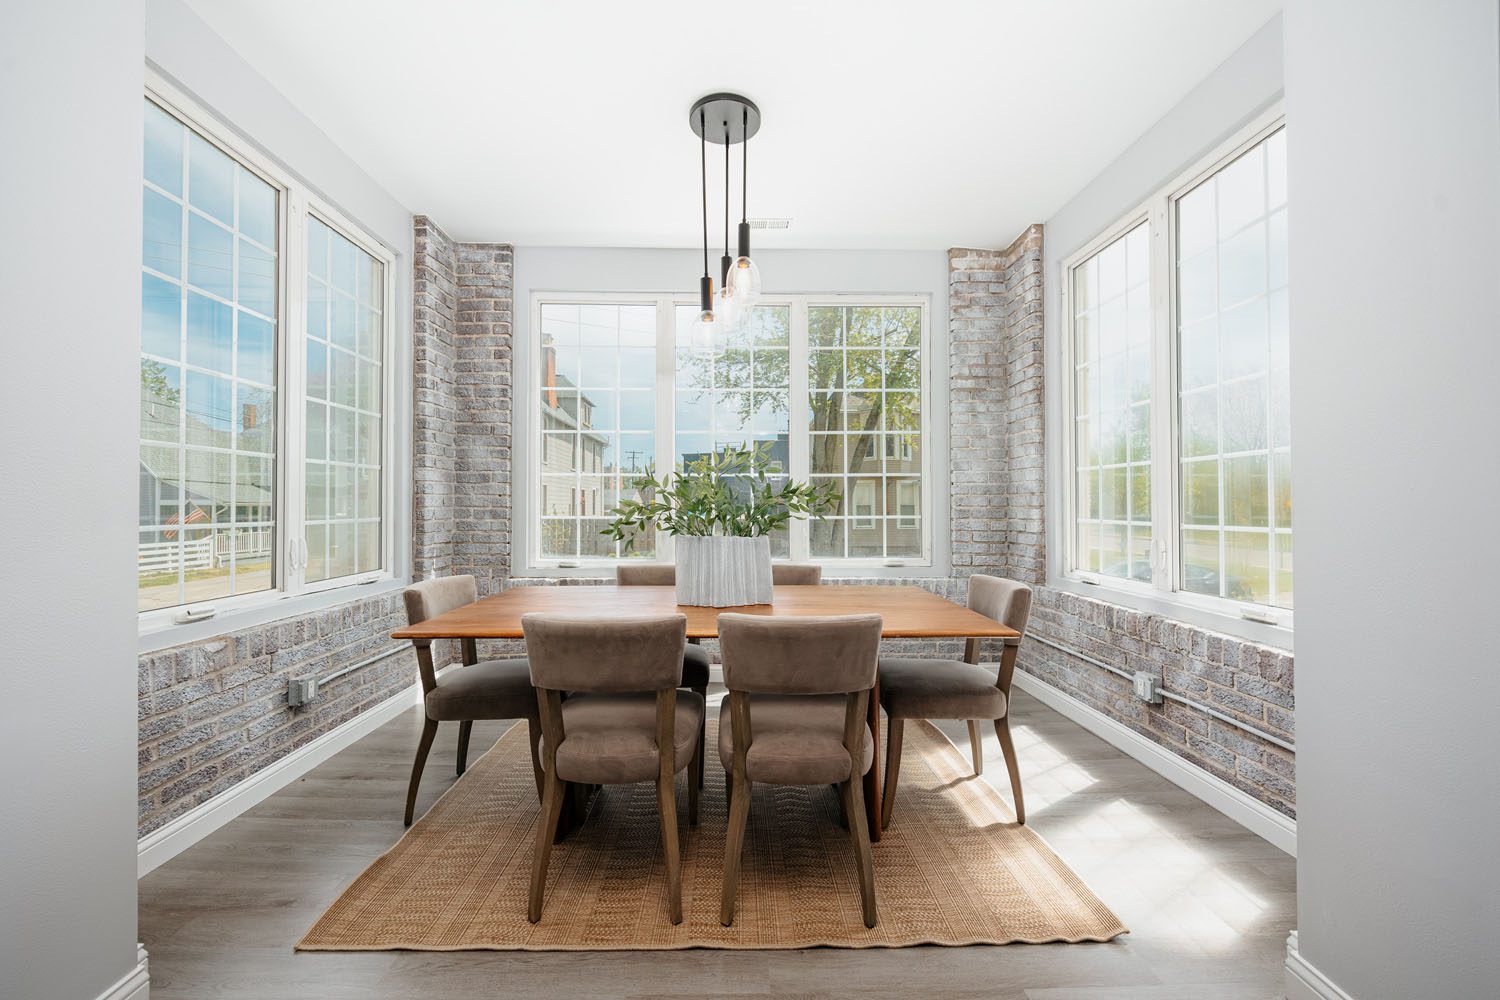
[[601, 442, 841, 552]]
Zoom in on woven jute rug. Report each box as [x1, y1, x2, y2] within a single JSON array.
[[298, 718, 1125, 950]]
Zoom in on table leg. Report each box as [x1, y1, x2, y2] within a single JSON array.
[[864, 678, 882, 843]]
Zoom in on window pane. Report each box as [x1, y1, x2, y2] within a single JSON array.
[[1070, 222, 1151, 580], [537, 301, 669, 560], [138, 103, 280, 613], [305, 217, 384, 583], [801, 305, 925, 561], [1175, 127, 1291, 609]]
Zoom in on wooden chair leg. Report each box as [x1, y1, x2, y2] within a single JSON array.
[[693, 685, 708, 788], [719, 775, 752, 926], [688, 749, 701, 827], [526, 717, 544, 803], [404, 717, 439, 827], [842, 779, 879, 928], [994, 716, 1025, 825], [881, 718, 904, 831], [656, 769, 683, 924], [527, 769, 567, 923], [967, 719, 984, 775], [456, 720, 473, 776]]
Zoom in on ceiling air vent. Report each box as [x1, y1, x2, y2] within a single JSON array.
[[748, 218, 792, 230]]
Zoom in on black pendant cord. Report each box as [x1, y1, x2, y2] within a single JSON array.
[[722, 120, 731, 284], [700, 110, 708, 279], [737, 107, 751, 259]]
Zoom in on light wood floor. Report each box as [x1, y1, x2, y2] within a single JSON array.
[[138, 687, 1297, 999]]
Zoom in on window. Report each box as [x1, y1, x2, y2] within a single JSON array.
[[139, 87, 393, 623], [304, 218, 386, 584], [1071, 221, 1153, 584], [528, 295, 929, 567], [1061, 112, 1291, 622]]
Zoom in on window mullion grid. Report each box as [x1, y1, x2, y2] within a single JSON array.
[[174, 129, 191, 608], [788, 298, 811, 561], [655, 295, 677, 565], [1150, 199, 1176, 595], [281, 190, 309, 596]]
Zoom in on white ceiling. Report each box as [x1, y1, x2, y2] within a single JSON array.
[[183, 0, 1280, 250]]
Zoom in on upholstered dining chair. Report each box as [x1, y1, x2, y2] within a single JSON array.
[[877, 574, 1032, 829], [401, 575, 541, 826], [615, 562, 708, 767], [521, 613, 704, 925], [716, 612, 883, 928], [770, 563, 823, 585]]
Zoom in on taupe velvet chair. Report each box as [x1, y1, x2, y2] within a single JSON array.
[[616, 564, 709, 785], [522, 613, 703, 925], [716, 612, 882, 928], [877, 574, 1032, 829], [770, 563, 822, 585], [401, 575, 541, 826]]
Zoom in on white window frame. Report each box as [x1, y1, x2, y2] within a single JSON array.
[[138, 75, 398, 637], [523, 291, 933, 571], [1055, 104, 1293, 641]]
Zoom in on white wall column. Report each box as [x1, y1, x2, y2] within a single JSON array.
[[1283, 1, 1500, 997], [0, 2, 147, 998]]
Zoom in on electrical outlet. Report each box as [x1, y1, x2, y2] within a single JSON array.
[[287, 676, 318, 708], [1132, 671, 1163, 704]]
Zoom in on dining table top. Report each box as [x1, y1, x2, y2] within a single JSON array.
[[391, 584, 1019, 642]]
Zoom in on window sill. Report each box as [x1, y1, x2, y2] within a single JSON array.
[[1047, 574, 1294, 652], [520, 559, 941, 580], [137, 576, 409, 655]]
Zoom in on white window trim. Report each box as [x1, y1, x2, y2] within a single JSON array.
[[1053, 103, 1293, 647], [521, 291, 933, 574], [138, 73, 399, 641]]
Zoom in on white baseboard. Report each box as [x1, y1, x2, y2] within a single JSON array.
[[1010, 671, 1297, 856], [97, 945, 149, 1000], [137, 668, 448, 877], [1285, 931, 1355, 1000]]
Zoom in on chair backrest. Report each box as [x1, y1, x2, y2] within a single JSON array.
[[967, 574, 1032, 636], [771, 563, 823, 586], [718, 613, 882, 694], [522, 613, 687, 693], [404, 574, 478, 626], [616, 564, 676, 587]]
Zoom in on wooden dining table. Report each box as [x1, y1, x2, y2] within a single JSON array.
[[392, 584, 1019, 841]]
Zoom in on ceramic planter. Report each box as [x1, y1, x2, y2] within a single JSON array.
[[674, 535, 773, 607]]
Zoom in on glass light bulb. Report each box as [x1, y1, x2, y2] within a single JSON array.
[[689, 308, 719, 356], [715, 284, 740, 336], [728, 255, 762, 312]]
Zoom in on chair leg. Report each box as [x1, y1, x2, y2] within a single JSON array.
[[656, 768, 683, 925], [967, 719, 984, 775], [719, 775, 752, 926], [456, 720, 473, 776], [881, 718, 904, 831], [527, 769, 567, 923], [693, 684, 708, 788], [526, 717, 544, 803], [688, 752, 701, 827], [994, 716, 1025, 825], [404, 717, 439, 827], [842, 779, 879, 929]]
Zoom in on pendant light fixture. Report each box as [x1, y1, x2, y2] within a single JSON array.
[[686, 106, 720, 356], [716, 117, 740, 335], [689, 93, 761, 350], [727, 105, 762, 314]]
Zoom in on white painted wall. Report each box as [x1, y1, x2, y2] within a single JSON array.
[[0, 2, 146, 998], [146, 0, 416, 588], [1284, 1, 1500, 997], [511, 246, 952, 575]]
